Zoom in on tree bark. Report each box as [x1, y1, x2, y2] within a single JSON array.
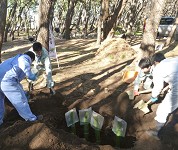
[[64, 0, 77, 40], [37, 0, 54, 50], [76, 6, 83, 32], [96, 15, 102, 45], [102, 0, 109, 40], [103, 0, 127, 40], [0, 0, 7, 63], [140, 0, 166, 57], [4, 1, 17, 42]]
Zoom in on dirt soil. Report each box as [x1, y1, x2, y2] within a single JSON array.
[[0, 37, 178, 150]]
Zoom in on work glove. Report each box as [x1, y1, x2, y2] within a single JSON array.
[[28, 73, 37, 81], [134, 90, 140, 96], [150, 97, 158, 102], [36, 65, 45, 71]]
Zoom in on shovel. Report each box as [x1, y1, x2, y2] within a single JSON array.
[[126, 89, 152, 100], [133, 99, 152, 114], [133, 86, 169, 114]]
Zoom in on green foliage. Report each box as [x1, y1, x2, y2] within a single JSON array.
[[115, 31, 120, 35], [134, 31, 143, 36], [8, 0, 16, 7]]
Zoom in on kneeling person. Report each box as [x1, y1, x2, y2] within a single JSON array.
[[134, 57, 153, 96]]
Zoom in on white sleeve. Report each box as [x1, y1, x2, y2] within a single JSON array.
[[151, 67, 164, 98], [134, 69, 142, 90]]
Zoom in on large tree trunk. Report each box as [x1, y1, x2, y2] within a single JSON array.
[[37, 0, 54, 50], [106, 0, 127, 39], [64, 0, 76, 40], [103, 0, 127, 40], [0, 0, 7, 63], [76, 7, 82, 32], [17, 6, 25, 36], [4, 2, 17, 42], [96, 15, 102, 45], [140, 0, 166, 57], [102, 0, 109, 40]]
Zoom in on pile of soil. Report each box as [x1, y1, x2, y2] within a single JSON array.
[[0, 38, 178, 150], [95, 38, 135, 63]]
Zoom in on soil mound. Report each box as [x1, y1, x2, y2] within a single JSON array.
[[95, 38, 135, 65]]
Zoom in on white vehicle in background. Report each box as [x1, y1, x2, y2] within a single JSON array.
[[157, 16, 176, 37]]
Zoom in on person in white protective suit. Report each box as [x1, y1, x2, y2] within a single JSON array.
[[0, 51, 43, 126], [146, 52, 178, 139], [134, 57, 154, 96], [28, 42, 55, 94]]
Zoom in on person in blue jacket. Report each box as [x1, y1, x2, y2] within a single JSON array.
[[0, 51, 42, 126]]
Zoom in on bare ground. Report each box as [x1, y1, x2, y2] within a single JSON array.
[[0, 36, 178, 150]]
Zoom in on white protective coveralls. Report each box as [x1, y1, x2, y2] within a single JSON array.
[[0, 54, 37, 125], [29, 47, 54, 88], [134, 66, 154, 91], [152, 57, 178, 123]]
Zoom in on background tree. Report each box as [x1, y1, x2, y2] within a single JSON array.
[[140, 0, 166, 57], [0, 0, 7, 63], [3, 0, 37, 42], [1, 0, 177, 49], [64, 0, 78, 40], [4, 0, 17, 42], [162, 0, 178, 16], [105, 0, 127, 39], [37, 0, 55, 50], [121, 0, 149, 34], [101, 0, 127, 40]]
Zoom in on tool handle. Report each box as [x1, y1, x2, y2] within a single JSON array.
[[160, 85, 169, 94], [138, 89, 152, 94], [146, 99, 152, 105], [138, 85, 169, 95]]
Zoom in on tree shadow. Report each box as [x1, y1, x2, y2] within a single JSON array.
[[58, 58, 134, 110]]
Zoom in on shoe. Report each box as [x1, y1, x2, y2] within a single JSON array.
[[50, 88, 56, 95], [28, 115, 43, 122]]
